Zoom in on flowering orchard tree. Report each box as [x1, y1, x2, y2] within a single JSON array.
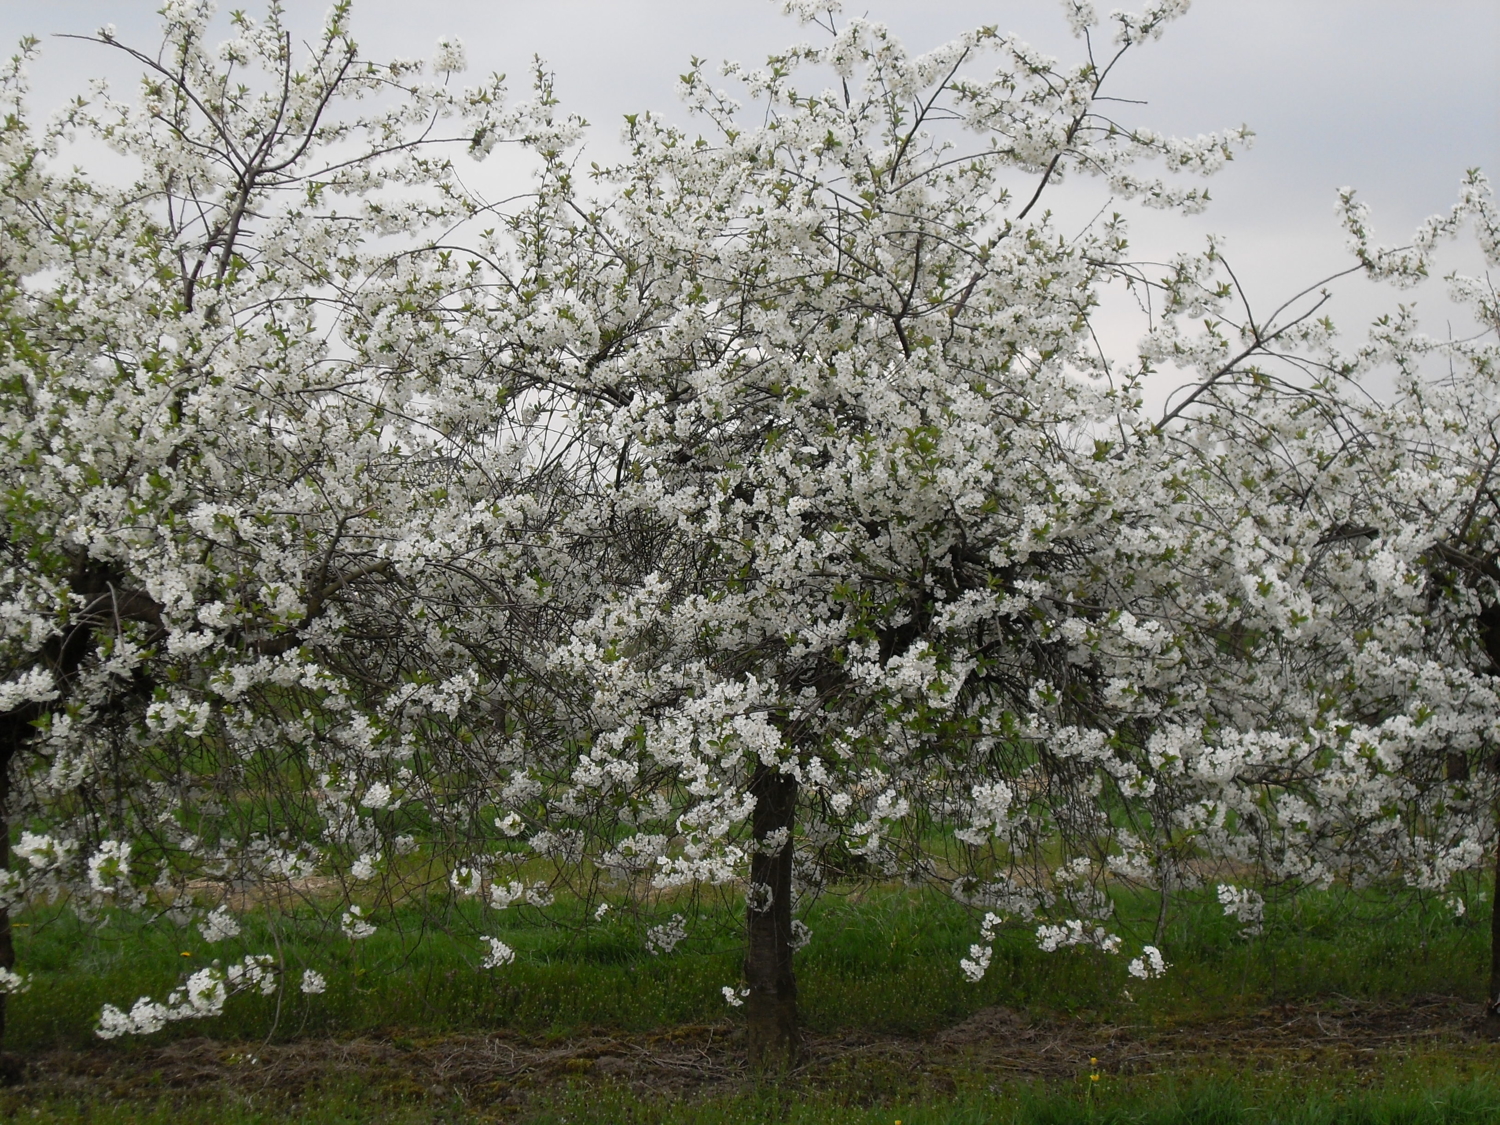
[[1182, 175, 1500, 1008], [496, 3, 1500, 1064], [1089, 170, 1500, 1011], [0, 1, 596, 1050], [452, 0, 1423, 1067]]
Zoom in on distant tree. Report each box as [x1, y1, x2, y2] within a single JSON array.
[[1075, 164, 1500, 1026], [1162, 175, 1500, 1017]]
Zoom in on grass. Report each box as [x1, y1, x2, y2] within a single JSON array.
[[10, 882, 1487, 1048], [4, 882, 1495, 1122], [519, 1082, 1500, 1125], [9, 1078, 1500, 1124]]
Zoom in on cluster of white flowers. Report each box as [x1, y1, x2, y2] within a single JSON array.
[[959, 944, 993, 984], [197, 906, 241, 944], [350, 853, 381, 882], [1036, 922, 1123, 955], [86, 841, 131, 897], [97, 956, 276, 1039], [480, 937, 516, 969], [340, 906, 376, 941], [1216, 885, 1266, 938], [488, 881, 528, 910], [790, 920, 812, 952], [1127, 946, 1170, 980], [645, 914, 688, 956]]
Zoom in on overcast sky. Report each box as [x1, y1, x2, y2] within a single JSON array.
[[3, 0, 1496, 363]]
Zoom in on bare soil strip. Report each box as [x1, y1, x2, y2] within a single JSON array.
[[16, 996, 1498, 1110]]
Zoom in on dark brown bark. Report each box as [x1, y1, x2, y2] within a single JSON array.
[[1482, 609, 1500, 1030], [0, 715, 20, 1081], [0, 557, 141, 1074], [744, 764, 799, 1071], [1490, 830, 1500, 1027]]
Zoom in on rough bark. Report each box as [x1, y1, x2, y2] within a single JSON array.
[[0, 718, 20, 1082], [1490, 830, 1500, 1029], [0, 557, 137, 1077], [1483, 609, 1500, 1031], [744, 764, 799, 1071]]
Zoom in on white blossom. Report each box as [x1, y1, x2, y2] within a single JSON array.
[[960, 944, 993, 983], [1127, 945, 1170, 979], [197, 906, 241, 944], [96, 956, 275, 1038], [340, 906, 376, 940], [1216, 885, 1265, 937], [645, 914, 688, 955], [87, 841, 131, 895], [481, 937, 516, 968]]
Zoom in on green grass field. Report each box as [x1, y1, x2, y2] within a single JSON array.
[[5, 883, 1498, 1122], [11, 1083, 1500, 1125]]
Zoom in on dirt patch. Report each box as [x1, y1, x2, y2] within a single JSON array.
[[10, 995, 1497, 1112], [919, 994, 1496, 1083]]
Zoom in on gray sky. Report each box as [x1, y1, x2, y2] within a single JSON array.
[[3, 0, 1497, 358]]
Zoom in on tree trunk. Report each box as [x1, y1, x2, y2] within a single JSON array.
[[0, 719, 19, 1082], [1482, 610, 1500, 1031], [1489, 829, 1500, 1028], [744, 764, 799, 1071], [0, 560, 122, 1081]]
